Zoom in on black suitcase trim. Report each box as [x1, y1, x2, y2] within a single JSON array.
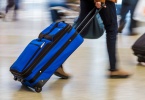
[[29, 31, 79, 83]]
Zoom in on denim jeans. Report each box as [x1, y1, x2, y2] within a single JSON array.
[[120, 0, 139, 33], [6, 0, 20, 13], [78, 0, 118, 71], [14, 0, 20, 10], [48, 2, 69, 22]]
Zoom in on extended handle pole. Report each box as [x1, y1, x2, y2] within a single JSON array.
[[76, 3, 105, 34]]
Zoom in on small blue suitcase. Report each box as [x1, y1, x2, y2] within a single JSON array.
[[10, 7, 103, 92]]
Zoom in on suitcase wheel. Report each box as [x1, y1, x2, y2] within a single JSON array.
[[34, 87, 42, 93], [137, 57, 143, 63], [14, 77, 17, 81], [14, 76, 24, 82]]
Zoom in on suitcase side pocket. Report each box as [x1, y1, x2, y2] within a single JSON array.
[[10, 39, 46, 73]]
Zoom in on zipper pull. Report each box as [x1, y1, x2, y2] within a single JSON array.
[[40, 42, 45, 48]]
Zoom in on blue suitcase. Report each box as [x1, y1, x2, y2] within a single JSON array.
[[10, 7, 103, 92], [10, 21, 83, 92]]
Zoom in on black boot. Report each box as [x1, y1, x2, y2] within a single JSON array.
[[118, 21, 126, 33]]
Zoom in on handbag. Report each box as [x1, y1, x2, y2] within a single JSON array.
[[73, 9, 105, 39]]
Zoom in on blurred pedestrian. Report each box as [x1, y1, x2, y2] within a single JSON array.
[[5, 0, 20, 21], [48, 0, 78, 22], [0, 12, 5, 18], [0, 0, 5, 18], [48, 0, 69, 22], [118, 0, 139, 35]]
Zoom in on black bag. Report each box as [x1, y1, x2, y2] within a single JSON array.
[[73, 8, 105, 39]]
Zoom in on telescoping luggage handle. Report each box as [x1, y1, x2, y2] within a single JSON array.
[[75, 3, 105, 34]]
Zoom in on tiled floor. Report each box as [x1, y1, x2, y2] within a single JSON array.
[[0, 1, 145, 100]]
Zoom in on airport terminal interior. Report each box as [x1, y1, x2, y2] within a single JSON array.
[[0, 0, 145, 100]]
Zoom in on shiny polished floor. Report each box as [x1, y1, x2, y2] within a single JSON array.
[[1, 1, 145, 100]]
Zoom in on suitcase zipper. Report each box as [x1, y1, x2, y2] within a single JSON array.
[[40, 42, 45, 48], [10, 24, 72, 78], [29, 31, 79, 83], [23, 42, 46, 71]]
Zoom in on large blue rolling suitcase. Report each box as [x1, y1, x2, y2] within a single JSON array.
[[10, 22, 83, 92], [10, 7, 104, 93]]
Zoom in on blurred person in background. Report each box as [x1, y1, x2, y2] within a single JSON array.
[[5, 0, 20, 21], [0, 0, 5, 18], [48, 0, 78, 22], [48, 0, 69, 22], [0, 12, 5, 18], [118, 0, 139, 35]]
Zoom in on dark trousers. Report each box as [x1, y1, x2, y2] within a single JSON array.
[[78, 0, 118, 71], [6, 0, 20, 13], [6, 0, 14, 13], [120, 0, 139, 32]]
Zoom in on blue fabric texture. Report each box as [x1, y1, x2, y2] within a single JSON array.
[[10, 39, 51, 72], [10, 22, 84, 88]]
